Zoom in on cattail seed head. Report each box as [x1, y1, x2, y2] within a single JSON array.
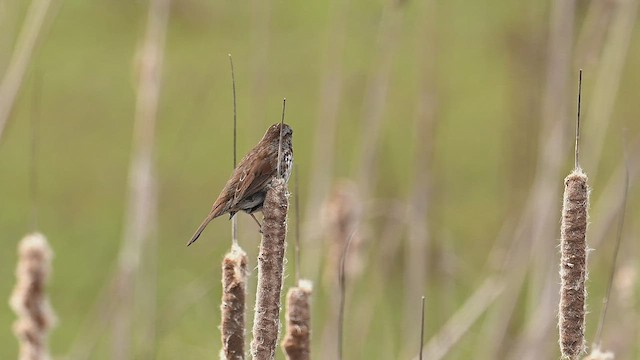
[[10, 232, 56, 360], [251, 178, 289, 360], [281, 280, 312, 360], [221, 244, 248, 360], [583, 345, 614, 360], [559, 169, 589, 359], [321, 181, 363, 285]]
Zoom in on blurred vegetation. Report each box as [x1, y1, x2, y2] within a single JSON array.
[[1, 0, 639, 359]]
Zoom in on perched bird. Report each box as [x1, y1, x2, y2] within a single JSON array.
[[187, 123, 293, 246]]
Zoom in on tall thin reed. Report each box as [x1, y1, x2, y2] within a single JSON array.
[[281, 280, 313, 360], [558, 70, 589, 359], [0, 0, 53, 143], [221, 244, 248, 360], [251, 178, 289, 360], [112, 0, 169, 357], [10, 232, 56, 360]]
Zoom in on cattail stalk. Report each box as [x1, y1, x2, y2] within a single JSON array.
[[221, 244, 248, 360], [558, 169, 589, 359], [251, 178, 289, 360], [281, 280, 313, 360], [10, 232, 56, 360]]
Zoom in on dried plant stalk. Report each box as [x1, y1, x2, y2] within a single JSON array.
[[321, 180, 362, 285], [559, 169, 589, 359], [251, 178, 289, 360], [281, 280, 313, 360], [221, 244, 248, 360], [0, 0, 53, 142], [10, 232, 56, 360], [583, 346, 614, 360]]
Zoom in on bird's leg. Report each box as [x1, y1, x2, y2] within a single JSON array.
[[250, 213, 263, 233]]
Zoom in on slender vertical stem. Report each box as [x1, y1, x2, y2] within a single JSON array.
[[277, 98, 286, 178], [593, 141, 629, 345], [338, 231, 356, 360], [229, 55, 237, 169], [0, 0, 53, 144], [30, 72, 41, 231], [112, 0, 169, 357], [229, 54, 239, 245], [419, 296, 425, 360], [294, 165, 301, 283], [575, 69, 582, 169]]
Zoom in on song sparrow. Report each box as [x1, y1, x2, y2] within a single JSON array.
[[187, 123, 293, 246]]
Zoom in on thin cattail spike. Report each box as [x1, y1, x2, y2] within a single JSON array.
[[419, 296, 425, 360], [277, 98, 286, 178], [294, 164, 301, 283], [337, 230, 356, 360], [229, 54, 237, 168], [229, 54, 238, 246], [29, 71, 41, 231], [593, 135, 629, 346], [575, 69, 583, 170]]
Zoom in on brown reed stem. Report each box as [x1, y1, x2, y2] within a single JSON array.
[[229, 53, 239, 246], [593, 140, 629, 346], [0, 0, 53, 143], [294, 165, 301, 283], [558, 169, 589, 359], [277, 98, 286, 178], [281, 280, 313, 360], [10, 232, 56, 360], [221, 244, 248, 360], [251, 178, 289, 360], [112, 0, 169, 357], [337, 230, 356, 360], [416, 278, 504, 360], [419, 296, 425, 360]]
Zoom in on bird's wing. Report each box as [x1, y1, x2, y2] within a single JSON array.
[[231, 149, 276, 209]]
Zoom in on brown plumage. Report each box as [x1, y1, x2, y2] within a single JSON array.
[[187, 123, 293, 246]]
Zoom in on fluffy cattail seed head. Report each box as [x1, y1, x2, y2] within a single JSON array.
[[559, 169, 589, 359], [251, 178, 289, 360], [281, 280, 312, 360], [10, 233, 56, 360], [220, 244, 248, 360]]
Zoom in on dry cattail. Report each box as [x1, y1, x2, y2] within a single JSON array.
[[281, 280, 313, 360], [583, 345, 614, 360], [251, 178, 289, 360], [559, 169, 589, 359], [9, 232, 56, 360], [321, 180, 363, 284], [221, 244, 249, 360]]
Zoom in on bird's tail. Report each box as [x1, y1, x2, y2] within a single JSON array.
[[187, 211, 219, 246]]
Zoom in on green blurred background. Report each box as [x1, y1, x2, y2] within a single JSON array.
[[1, 0, 639, 359]]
